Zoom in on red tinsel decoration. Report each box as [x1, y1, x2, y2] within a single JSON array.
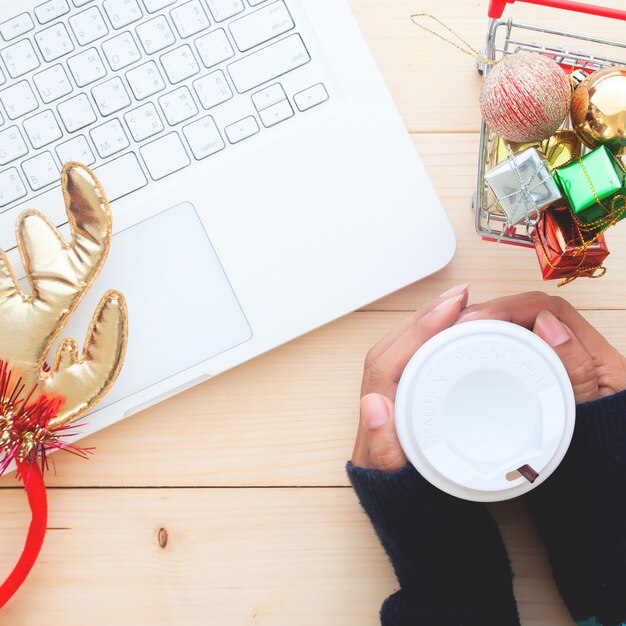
[[0, 360, 92, 609], [0, 361, 91, 475]]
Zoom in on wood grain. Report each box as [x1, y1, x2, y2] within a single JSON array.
[[0, 489, 395, 626], [0, 309, 619, 488], [348, 0, 626, 133], [1, 1, 625, 624], [0, 488, 575, 626]]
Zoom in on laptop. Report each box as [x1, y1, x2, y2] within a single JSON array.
[[0, 0, 456, 439]]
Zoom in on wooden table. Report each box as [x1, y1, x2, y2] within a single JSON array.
[[1, 1, 625, 624]]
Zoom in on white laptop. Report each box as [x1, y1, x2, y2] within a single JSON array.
[[0, 0, 456, 438]]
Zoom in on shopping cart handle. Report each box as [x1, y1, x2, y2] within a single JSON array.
[[488, 0, 626, 20]]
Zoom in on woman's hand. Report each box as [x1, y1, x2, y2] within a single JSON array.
[[351, 284, 469, 471], [458, 292, 626, 404], [352, 289, 626, 472]]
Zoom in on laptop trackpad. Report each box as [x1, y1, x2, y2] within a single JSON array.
[[59, 201, 253, 410]]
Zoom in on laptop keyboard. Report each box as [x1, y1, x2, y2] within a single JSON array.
[[0, 0, 330, 248]]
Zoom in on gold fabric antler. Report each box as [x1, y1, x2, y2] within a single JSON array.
[[0, 162, 128, 429]]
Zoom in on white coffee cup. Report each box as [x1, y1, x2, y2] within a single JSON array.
[[395, 320, 575, 502]]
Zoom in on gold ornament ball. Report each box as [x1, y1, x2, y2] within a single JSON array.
[[571, 67, 626, 156]]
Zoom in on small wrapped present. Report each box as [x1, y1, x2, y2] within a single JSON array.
[[531, 204, 609, 283], [485, 147, 562, 226], [553, 145, 626, 225], [490, 130, 582, 172]]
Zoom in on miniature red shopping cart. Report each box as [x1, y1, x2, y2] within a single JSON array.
[[475, 0, 626, 246]]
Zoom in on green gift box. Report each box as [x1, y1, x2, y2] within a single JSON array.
[[553, 145, 626, 225]]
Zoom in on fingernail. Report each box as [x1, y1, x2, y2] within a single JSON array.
[[433, 293, 464, 313], [536, 311, 570, 347], [361, 394, 390, 430], [438, 283, 469, 299]]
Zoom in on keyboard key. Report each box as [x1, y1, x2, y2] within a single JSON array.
[[126, 60, 165, 99], [143, 0, 177, 13], [69, 7, 109, 45], [1, 40, 40, 79], [229, 1, 293, 52], [23, 110, 63, 149], [224, 115, 259, 143], [93, 152, 148, 201], [35, 0, 71, 24], [195, 28, 234, 68], [252, 83, 285, 111], [73, 0, 95, 5], [294, 83, 328, 112], [68, 48, 108, 87], [170, 1, 210, 38], [140, 132, 190, 179], [56, 134, 96, 165], [22, 151, 60, 191], [104, 0, 143, 29], [228, 34, 310, 93], [193, 70, 232, 109], [33, 64, 73, 103], [0, 13, 35, 42], [0, 81, 38, 120], [136, 15, 175, 54], [35, 23, 75, 62], [259, 98, 292, 127], [102, 31, 141, 70], [92, 77, 132, 115], [158, 87, 198, 125], [90, 118, 130, 158], [160, 45, 200, 84], [58, 93, 97, 132], [0, 127, 28, 166], [124, 103, 164, 141], [205, 0, 244, 22], [0, 168, 27, 208], [183, 115, 224, 159]]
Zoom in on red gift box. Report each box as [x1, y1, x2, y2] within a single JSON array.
[[532, 205, 609, 282]]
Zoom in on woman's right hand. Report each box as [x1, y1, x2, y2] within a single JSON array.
[[459, 292, 626, 404]]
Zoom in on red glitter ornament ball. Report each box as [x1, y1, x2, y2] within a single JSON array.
[[480, 52, 571, 143]]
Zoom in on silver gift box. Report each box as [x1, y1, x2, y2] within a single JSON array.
[[485, 147, 562, 226]]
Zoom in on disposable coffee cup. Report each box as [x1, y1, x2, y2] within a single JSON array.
[[395, 320, 575, 502]]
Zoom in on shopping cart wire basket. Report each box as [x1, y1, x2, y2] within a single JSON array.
[[474, 0, 626, 247]]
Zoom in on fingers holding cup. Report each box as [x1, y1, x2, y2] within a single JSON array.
[[364, 294, 467, 398], [352, 394, 407, 472], [533, 310, 600, 404], [365, 284, 469, 366], [354, 292, 467, 470]]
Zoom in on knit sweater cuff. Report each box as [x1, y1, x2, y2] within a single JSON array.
[[346, 461, 436, 510], [572, 389, 626, 476], [347, 462, 520, 625], [522, 391, 626, 626], [346, 461, 444, 593]]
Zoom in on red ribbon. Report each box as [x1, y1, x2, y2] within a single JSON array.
[[0, 460, 48, 609]]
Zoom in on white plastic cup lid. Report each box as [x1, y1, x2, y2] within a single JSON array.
[[395, 320, 575, 502]]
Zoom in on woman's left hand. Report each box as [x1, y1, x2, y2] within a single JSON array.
[[352, 284, 469, 472]]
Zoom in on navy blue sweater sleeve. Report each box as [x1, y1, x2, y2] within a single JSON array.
[[526, 390, 626, 626], [347, 462, 520, 626]]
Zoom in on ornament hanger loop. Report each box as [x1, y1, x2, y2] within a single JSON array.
[[410, 13, 497, 67]]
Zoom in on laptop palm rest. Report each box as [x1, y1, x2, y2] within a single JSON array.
[[53, 201, 253, 411]]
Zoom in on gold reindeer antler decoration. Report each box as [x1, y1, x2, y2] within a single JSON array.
[[0, 162, 128, 430]]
